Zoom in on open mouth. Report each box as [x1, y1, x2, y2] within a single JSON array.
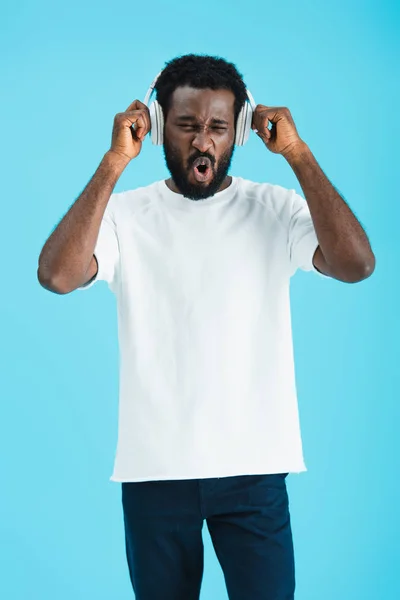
[[191, 157, 213, 183]]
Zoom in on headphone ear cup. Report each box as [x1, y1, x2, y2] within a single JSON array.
[[235, 105, 246, 146], [149, 101, 164, 145], [242, 102, 253, 145], [235, 102, 253, 146]]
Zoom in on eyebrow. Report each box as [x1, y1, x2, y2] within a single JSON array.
[[175, 116, 229, 125]]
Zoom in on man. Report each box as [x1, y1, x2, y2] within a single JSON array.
[[37, 54, 375, 599]]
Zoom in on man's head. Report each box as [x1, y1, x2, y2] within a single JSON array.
[[155, 54, 248, 200]]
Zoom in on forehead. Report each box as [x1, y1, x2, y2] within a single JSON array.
[[168, 86, 235, 121]]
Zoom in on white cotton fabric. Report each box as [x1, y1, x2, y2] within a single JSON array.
[[79, 176, 324, 482]]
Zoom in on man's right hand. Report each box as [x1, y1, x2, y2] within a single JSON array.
[[109, 99, 151, 162]]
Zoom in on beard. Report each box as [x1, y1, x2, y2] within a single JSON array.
[[163, 138, 235, 201]]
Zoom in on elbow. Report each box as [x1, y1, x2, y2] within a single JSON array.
[[37, 267, 72, 295], [355, 252, 376, 281], [362, 254, 376, 279], [342, 253, 376, 283]]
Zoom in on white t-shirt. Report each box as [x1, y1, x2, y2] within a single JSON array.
[[79, 176, 324, 482]]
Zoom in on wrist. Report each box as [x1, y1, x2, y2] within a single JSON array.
[[282, 140, 311, 165], [103, 149, 131, 172]]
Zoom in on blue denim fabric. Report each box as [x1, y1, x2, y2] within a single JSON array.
[[122, 473, 295, 600]]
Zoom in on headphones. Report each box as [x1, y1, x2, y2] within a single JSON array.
[[141, 71, 256, 146]]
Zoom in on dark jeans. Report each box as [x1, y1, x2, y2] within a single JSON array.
[[122, 473, 295, 600]]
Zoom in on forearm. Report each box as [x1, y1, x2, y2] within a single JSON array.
[[284, 142, 375, 280], [37, 150, 129, 292]]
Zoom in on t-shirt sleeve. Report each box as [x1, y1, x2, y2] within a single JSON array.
[[271, 185, 327, 278], [77, 198, 120, 292]]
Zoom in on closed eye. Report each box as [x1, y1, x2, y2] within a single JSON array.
[[178, 125, 227, 132]]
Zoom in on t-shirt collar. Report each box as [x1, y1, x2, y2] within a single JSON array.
[[157, 176, 239, 210]]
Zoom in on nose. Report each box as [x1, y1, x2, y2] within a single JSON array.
[[192, 128, 213, 154]]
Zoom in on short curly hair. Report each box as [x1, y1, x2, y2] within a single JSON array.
[[154, 54, 248, 125]]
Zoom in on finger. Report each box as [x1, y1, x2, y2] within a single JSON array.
[[121, 111, 142, 128], [133, 108, 151, 139], [114, 111, 144, 143], [263, 120, 272, 138], [264, 107, 290, 125], [256, 130, 271, 142], [252, 115, 272, 138], [125, 110, 149, 139], [255, 106, 284, 125], [252, 109, 265, 129], [125, 98, 147, 112], [141, 105, 151, 136]]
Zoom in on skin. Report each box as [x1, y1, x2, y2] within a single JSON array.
[[37, 85, 375, 293], [37, 99, 151, 293], [164, 87, 376, 282], [251, 104, 375, 281], [163, 87, 236, 198]]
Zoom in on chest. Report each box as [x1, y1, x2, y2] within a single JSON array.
[[118, 204, 287, 303]]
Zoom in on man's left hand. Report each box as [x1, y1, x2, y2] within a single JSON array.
[[252, 105, 304, 157]]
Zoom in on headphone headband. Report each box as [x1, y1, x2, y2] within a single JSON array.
[[143, 71, 162, 106], [245, 89, 256, 111], [143, 71, 255, 113]]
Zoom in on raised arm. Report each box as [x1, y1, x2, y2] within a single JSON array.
[[252, 105, 375, 283], [37, 100, 150, 294]]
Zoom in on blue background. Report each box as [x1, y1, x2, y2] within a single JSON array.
[[1, 0, 398, 598]]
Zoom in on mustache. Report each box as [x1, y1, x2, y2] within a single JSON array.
[[187, 152, 216, 169]]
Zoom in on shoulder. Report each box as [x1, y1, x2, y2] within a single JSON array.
[[235, 176, 296, 212], [107, 180, 162, 218], [235, 177, 309, 232]]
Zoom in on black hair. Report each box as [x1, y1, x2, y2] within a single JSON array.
[[154, 54, 248, 124]]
